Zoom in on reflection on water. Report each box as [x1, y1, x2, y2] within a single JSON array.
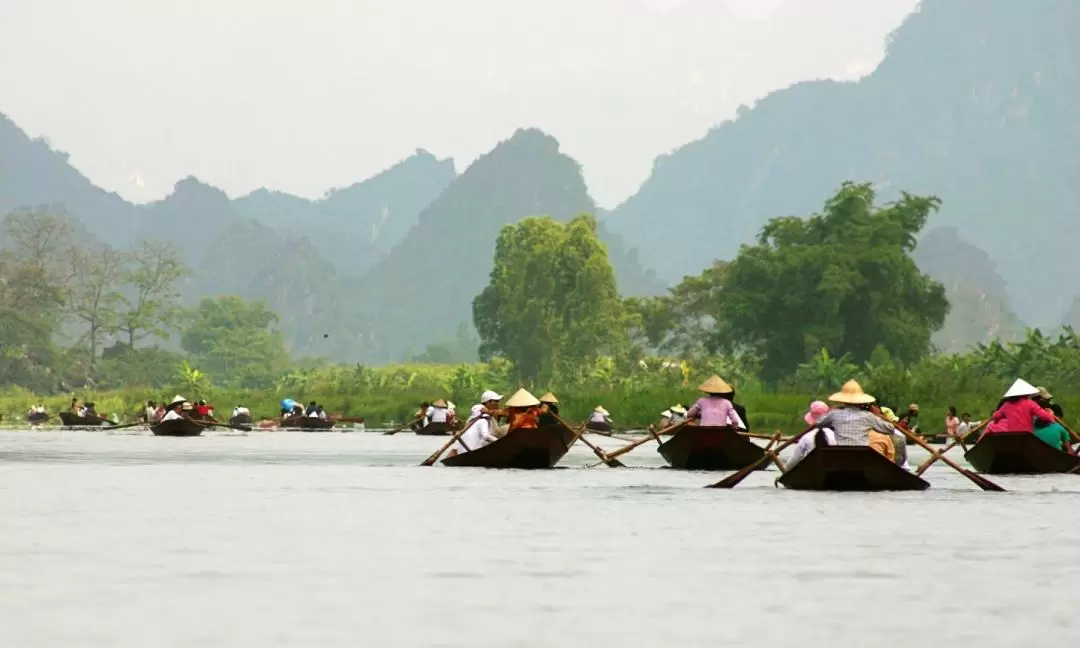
[[1, 430, 1078, 647]]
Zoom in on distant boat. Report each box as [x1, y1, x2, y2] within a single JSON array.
[[151, 418, 203, 437], [58, 412, 107, 427]]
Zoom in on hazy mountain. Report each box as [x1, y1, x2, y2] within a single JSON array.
[[914, 226, 1026, 352], [608, 0, 1080, 329], [233, 150, 456, 275], [352, 128, 664, 363]]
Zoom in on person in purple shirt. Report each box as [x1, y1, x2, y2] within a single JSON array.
[[685, 375, 746, 429]]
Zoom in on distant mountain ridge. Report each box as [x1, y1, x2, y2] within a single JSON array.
[[608, 0, 1080, 329]]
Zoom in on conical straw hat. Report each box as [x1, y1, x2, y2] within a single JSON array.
[[670, 404, 687, 415], [539, 392, 558, 404], [828, 380, 876, 405], [1003, 378, 1039, 399], [505, 388, 540, 408], [697, 375, 733, 394], [432, 399, 447, 408], [169, 394, 187, 406], [593, 406, 609, 415]]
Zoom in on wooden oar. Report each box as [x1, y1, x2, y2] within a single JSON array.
[[707, 426, 815, 489], [915, 420, 989, 476], [1055, 417, 1080, 445], [103, 421, 148, 431], [195, 419, 252, 432], [383, 416, 422, 436], [554, 414, 624, 467], [895, 423, 1004, 491], [587, 421, 684, 468], [420, 416, 482, 466]]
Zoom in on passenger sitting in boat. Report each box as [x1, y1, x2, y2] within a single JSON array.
[[897, 403, 920, 433], [316, 405, 327, 420], [305, 401, 319, 417], [814, 380, 898, 460], [787, 400, 836, 470], [685, 375, 746, 428], [83, 402, 98, 418], [144, 400, 158, 423], [538, 393, 560, 425], [162, 396, 188, 422], [477, 390, 508, 437], [70, 397, 80, 413], [414, 401, 431, 429], [875, 406, 910, 469], [945, 406, 960, 441], [1034, 386, 1054, 410], [195, 400, 212, 418], [1033, 405, 1072, 453], [449, 404, 500, 456], [232, 405, 250, 418], [589, 406, 612, 425], [504, 388, 540, 432], [280, 398, 298, 418], [985, 379, 1055, 435], [426, 399, 450, 425], [668, 405, 687, 425]]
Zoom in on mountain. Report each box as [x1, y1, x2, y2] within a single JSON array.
[[913, 226, 1026, 352], [352, 128, 664, 363], [608, 0, 1080, 329], [233, 150, 456, 276]]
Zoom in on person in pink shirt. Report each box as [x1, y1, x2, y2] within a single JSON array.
[[984, 378, 1055, 436], [685, 375, 746, 429]]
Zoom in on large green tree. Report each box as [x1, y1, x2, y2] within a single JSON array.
[[722, 182, 949, 383], [473, 214, 627, 384], [181, 296, 290, 387]]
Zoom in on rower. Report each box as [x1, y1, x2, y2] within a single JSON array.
[[426, 399, 451, 424], [897, 403, 920, 434], [316, 404, 327, 420], [814, 380, 899, 461], [414, 401, 431, 429], [144, 400, 158, 423], [70, 397, 80, 413], [305, 401, 319, 417], [985, 378, 1055, 436], [504, 388, 540, 432], [668, 405, 687, 425], [232, 405, 251, 419], [478, 390, 507, 437], [449, 404, 499, 456], [1034, 404, 1072, 453], [162, 395, 188, 421], [538, 393, 559, 425], [685, 375, 745, 428], [83, 402, 98, 418], [588, 406, 612, 428], [280, 398, 298, 418]]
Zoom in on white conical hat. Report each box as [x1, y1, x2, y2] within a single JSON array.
[[1003, 378, 1039, 399], [504, 388, 540, 408], [169, 394, 187, 406], [660, 409, 672, 418]]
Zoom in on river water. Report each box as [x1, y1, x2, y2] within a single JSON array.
[[1, 429, 1078, 647]]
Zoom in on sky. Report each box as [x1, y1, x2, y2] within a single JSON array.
[[0, 0, 919, 208]]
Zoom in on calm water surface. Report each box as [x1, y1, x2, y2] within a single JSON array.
[[2, 429, 1078, 647]]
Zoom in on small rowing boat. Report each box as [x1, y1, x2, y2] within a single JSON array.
[[585, 420, 613, 433], [657, 425, 767, 471], [151, 419, 203, 437], [442, 422, 576, 469], [58, 412, 107, 427], [28, 412, 50, 425], [964, 432, 1080, 474], [416, 421, 460, 436], [280, 415, 336, 431], [777, 446, 930, 491], [229, 413, 252, 427]]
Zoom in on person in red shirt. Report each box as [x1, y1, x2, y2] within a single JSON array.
[[984, 379, 1055, 436]]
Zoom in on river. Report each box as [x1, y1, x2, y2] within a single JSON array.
[[1, 429, 1077, 647]]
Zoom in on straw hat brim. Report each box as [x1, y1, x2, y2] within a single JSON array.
[[539, 392, 558, 404], [505, 388, 541, 408], [828, 390, 876, 405], [697, 375, 733, 394], [432, 399, 447, 408]]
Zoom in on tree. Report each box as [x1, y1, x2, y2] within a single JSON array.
[[181, 296, 290, 387], [721, 182, 949, 383], [64, 245, 126, 369], [625, 260, 731, 357], [472, 214, 627, 384], [118, 241, 188, 347]]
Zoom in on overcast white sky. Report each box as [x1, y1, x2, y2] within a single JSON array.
[[0, 0, 918, 208]]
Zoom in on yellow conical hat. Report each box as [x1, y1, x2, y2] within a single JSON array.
[[505, 388, 541, 408], [697, 375, 733, 394], [432, 399, 448, 408], [539, 392, 558, 404], [828, 380, 876, 405]]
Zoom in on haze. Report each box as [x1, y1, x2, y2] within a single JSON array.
[[0, 0, 917, 207]]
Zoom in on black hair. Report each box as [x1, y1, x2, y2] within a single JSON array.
[[1051, 403, 1063, 418], [948, 406, 957, 416]]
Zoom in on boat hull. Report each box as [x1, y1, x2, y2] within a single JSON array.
[[229, 414, 252, 427], [151, 419, 203, 437], [586, 421, 613, 433], [282, 416, 336, 430], [58, 412, 106, 427], [777, 446, 930, 491], [441, 423, 576, 469], [28, 413, 50, 424], [416, 421, 459, 436], [657, 425, 766, 471], [965, 432, 1080, 474]]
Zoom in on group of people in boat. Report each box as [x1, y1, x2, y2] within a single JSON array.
[[279, 398, 329, 420], [413, 399, 457, 429], [143, 398, 217, 423]]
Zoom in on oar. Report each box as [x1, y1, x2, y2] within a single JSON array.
[[195, 419, 252, 432], [915, 420, 989, 476], [335, 416, 366, 424], [707, 426, 815, 489], [587, 422, 684, 468], [895, 423, 1004, 491], [420, 416, 482, 466], [383, 416, 422, 436], [1055, 417, 1080, 445], [554, 414, 624, 467], [103, 421, 148, 431]]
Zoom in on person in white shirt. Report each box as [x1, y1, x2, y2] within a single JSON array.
[[144, 401, 159, 423], [232, 405, 251, 419], [957, 412, 983, 441], [161, 395, 188, 422], [588, 406, 612, 424], [787, 400, 836, 470], [668, 405, 687, 425], [450, 404, 500, 455], [426, 399, 450, 424]]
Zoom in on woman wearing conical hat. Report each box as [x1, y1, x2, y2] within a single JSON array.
[[586, 405, 614, 432], [504, 388, 541, 434], [813, 380, 900, 460], [685, 375, 746, 429], [161, 395, 189, 422], [537, 392, 559, 425], [425, 399, 451, 427], [984, 378, 1055, 436]]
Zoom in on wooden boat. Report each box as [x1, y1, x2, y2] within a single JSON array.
[[657, 425, 767, 471], [586, 420, 613, 433], [229, 413, 253, 427], [777, 446, 930, 491], [416, 421, 460, 436], [58, 411, 107, 427], [281, 415, 336, 431], [27, 412, 50, 424], [442, 423, 577, 469], [964, 432, 1080, 474], [151, 418, 203, 437]]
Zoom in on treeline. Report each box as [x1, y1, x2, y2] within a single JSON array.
[[0, 210, 290, 393]]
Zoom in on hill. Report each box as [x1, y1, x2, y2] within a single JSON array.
[[608, 0, 1080, 329], [352, 128, 664, 363]]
